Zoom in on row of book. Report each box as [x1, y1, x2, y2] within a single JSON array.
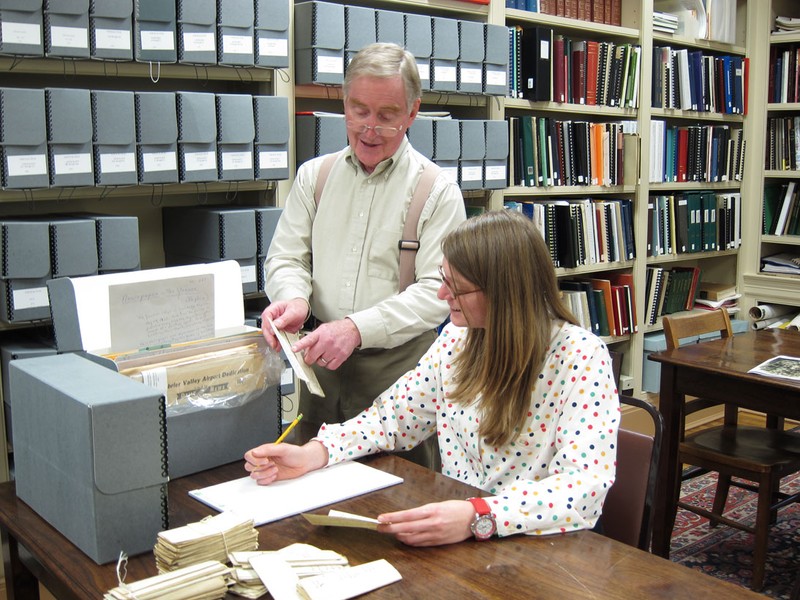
[[508, 27, 641, 109], [768, 44, 800, 104], [507, 117, 637, 188], [557, 274, 637, 338], [651, 46, 748, 115], [505, 197, 635, 268], [644, 265, 701, 325], [649, 121, 745, 184], [505, 0, 622, 27], [763, 182, 800, 236], [765, 116, 800, 171], [647, 192, 742, 257]]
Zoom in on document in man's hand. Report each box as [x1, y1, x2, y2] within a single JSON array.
[[188, 462, 403, 526], [269, 319, 325, 397]]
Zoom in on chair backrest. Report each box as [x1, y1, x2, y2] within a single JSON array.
[[601, 394, 664, 551], [662, 308, 733, 351]]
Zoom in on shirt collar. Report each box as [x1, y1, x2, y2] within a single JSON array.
[[344, 136, 410, 177]]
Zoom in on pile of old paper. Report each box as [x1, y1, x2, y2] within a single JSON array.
[[228, 544, 348, 598], [154, 512, 259, 573], [104, 560, 230, 600]]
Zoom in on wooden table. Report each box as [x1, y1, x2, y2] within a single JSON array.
[[648, 328, 800, 558], [1, 454, 763, 599]]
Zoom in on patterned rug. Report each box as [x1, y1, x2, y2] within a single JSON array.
[[670, 471, 800, 599]]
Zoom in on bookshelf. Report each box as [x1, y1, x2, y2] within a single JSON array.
[[498, 0, 765, 396], [500, 1, 645, 392], [0, 0, 782, 453], [741, 0, 800, 310]]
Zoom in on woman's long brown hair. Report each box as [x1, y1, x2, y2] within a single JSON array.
[[443, 210, 577, 446]]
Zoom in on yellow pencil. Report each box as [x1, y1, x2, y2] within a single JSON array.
[[274, 413, 303, 444]]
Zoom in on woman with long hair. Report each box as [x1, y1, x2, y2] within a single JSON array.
[[245, 210, 619, 545]]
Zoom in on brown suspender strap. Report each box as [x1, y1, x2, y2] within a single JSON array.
[[314, 152, 340, 208], [314, 153, 442, 292], [398, 162, 441, 292]]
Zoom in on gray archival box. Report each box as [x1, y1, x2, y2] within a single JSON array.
[[11, 353, 169, 565]]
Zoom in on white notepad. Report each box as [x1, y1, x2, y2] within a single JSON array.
[[189, 462, 403, 526]]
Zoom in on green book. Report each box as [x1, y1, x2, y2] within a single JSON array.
[[763, 184, 782, 235], [686, 192, 703, 252], [521, 115, 535, 187], [538, 116, 550, 185], [592, 289, 611, 337]]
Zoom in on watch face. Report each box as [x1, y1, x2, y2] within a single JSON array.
[[471, 514, 496, 540]]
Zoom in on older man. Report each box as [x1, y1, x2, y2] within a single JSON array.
[[261, 43, 466, 467]]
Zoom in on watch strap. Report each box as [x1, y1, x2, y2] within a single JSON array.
[[467, 496, 491, 516]]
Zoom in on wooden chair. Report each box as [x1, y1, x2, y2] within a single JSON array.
[[601, 394, 664, 551], [662, 309, 800, 591], [663, 308, 741, 436]]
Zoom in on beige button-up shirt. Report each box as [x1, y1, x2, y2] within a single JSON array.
[[265, 137, 466, 349]]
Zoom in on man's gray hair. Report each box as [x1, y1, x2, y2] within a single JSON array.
[[343, 42, 422, 111]]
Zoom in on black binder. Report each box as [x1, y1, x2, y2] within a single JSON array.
[[521, 26, 552, 102]]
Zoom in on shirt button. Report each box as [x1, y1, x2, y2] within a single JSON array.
[[359, 211, 364, 218], [352, 247, 358, 252], [346, 282, 351, 287]]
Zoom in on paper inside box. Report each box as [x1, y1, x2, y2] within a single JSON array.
[[47, 261, 283, 412], [114, 331, 281, 414]]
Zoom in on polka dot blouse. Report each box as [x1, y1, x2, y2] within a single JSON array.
[[316, 320, 620, 537]]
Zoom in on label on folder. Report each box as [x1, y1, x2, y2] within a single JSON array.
[[140, 30, 175, 51], [95, 29, 132, 51], [7, 154, 47, 177], [1, 22, 41, 46], [259, 38, 288, 57], [100, 152, 136, 174], [50, 25, 88, 49]]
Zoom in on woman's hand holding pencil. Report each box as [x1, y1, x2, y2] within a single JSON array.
[[243, 414, 328, 485]]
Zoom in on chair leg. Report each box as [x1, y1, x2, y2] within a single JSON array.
[[791, 571, 800, 600], [765, 414, 784, 430], [709, 474, 731, 528], [770, 472, 783, 525], [750, 474, 775, 592]]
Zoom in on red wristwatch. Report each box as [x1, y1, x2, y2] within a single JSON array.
[[467, 497, 497, 541]]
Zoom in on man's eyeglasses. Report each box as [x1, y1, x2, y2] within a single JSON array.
[[438, 265, 481, 298], [345, 120, 405, 138]]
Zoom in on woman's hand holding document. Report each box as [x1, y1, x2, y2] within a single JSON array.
[[302, 510, 382, 530]]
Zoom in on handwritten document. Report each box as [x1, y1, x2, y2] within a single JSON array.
[[108, 274, 215, 352], [189, 461, 403, 526]]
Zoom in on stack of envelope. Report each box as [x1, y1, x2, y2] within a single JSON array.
[[154, 512, 259, 573], [228, 544, 349, 598], [104, 560, 230, 600], [227, 552, 271, 598]]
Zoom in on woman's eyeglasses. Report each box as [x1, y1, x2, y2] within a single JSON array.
[[438, 265, 481, 298]]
